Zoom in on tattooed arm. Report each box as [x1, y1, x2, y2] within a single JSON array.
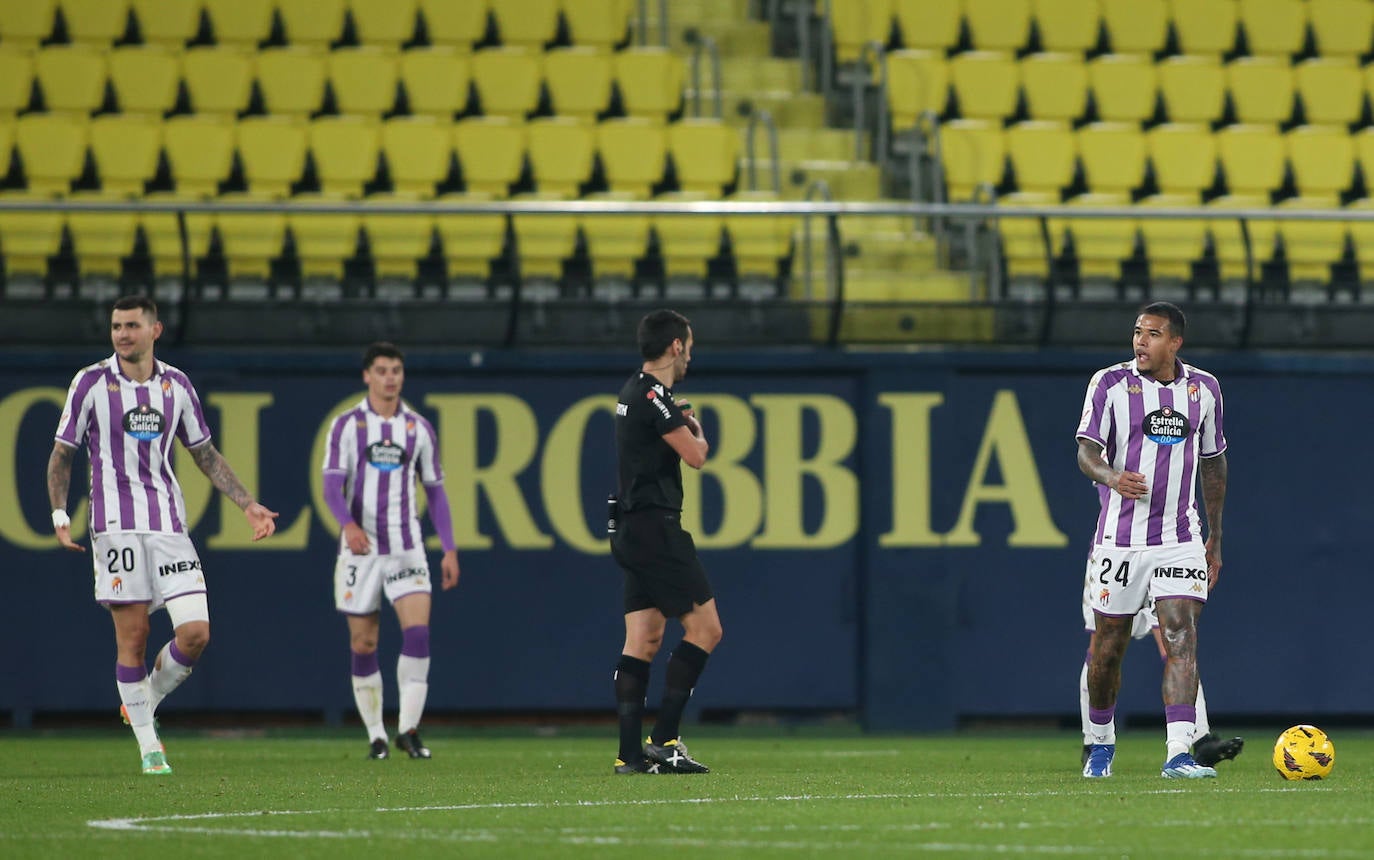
[[188, 442, 280, 540], [1200, 452, 1227, 589], [1077, 438, 1147, 499], [47, 442, 85, 552]]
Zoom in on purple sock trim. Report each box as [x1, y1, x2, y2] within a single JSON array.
[[1088, 706, 1115, 725], [401, 625, 430, 659], [168, 640, 194, 668], [1165, 704, 1197, 724], [115, 662, 146, 683], [351, 650, 380, 677]]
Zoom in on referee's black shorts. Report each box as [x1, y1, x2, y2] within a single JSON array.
[[611, 507, 713, 618]]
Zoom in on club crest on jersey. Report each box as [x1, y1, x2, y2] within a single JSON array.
[[1142, 406, 1189, 445], [366, 440, 405, 471], [123, 404, 165, 441], [1188, 382, 1200, 402]]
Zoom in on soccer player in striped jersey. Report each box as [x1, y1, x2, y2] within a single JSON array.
[[47, 295, 279, 776], [1075, 302, 1229, 780], [322, 342, 460, 760]]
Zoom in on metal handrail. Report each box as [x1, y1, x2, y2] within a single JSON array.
[[745, 108, 782, 194], [801, 178, 837, 303], [908, 110, 941, 208], [635, 0, 669, 47], [685, 30, 723, 119], [852, 41, 888, 163]]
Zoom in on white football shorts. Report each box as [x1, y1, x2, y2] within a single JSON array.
[[1083, 542, 1208, 622], [91, 531, 207, 615], [1083, 587, 1157, 639], [334, 546, 432, 614]]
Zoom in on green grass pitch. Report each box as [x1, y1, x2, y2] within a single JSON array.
[[2, 728, 1371, 858]]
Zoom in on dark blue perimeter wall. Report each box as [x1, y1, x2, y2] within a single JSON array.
[[2, 346, 1370, 730]]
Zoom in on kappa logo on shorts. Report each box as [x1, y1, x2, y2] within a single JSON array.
[[1142, 407, 1189, 446]]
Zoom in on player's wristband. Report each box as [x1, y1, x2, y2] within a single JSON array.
[[52, 510, 71, 529]]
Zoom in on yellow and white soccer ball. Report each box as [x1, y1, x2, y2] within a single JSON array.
[[1273, 725, 1335, 780]]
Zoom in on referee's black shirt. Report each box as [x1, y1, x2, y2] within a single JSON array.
[[615, 371, 689, 513]]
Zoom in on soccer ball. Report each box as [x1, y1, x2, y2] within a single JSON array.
[[1272, 725, 1335, 780]]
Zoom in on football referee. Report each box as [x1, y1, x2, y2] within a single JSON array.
[[609, 310, 721, 775]]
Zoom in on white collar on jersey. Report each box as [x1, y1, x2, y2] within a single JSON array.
[[360, 396, 409, 419], [1130, 357, 1188, 385], [108, 353, 163, 385]]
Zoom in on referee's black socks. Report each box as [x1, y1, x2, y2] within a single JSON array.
[[614, 655, 652, 762], [651, 641, 710, 746]]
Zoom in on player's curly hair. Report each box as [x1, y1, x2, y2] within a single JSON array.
[[637, 310, 691, 360]]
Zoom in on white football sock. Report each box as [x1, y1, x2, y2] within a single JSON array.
[[351, 671, 386, 743], [1088, 719, 1116, 745], [1194, 682, 1211, 737], [396, 654, 430, 735], [117, 678, 162, 755], [148, 641, 195, 712], [1166, 720, 1197, 760], [1079, 661, 1091, 745]]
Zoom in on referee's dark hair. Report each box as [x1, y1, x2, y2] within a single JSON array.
[[362, 341, 405, 370], [1140, 301, 1186, 338], [637, 310, 691, 360]]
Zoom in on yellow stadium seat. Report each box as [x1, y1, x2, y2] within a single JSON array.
[[1006, 121, 1075, 195], [725, 191, 795, 279], [328, 47, 399, 117], [0, 48, 34, 118], [236, 116, 308, 198], [453, 116, 526, 197], [997, 193, 1063, 280], [654, 206, 724, 278], [0, 123, 12, 170], [381, 116, 452, 197], [1099, 0, 1168, 54], [0, 197, 63, 277], [596, 118, 667, 198], [1225, 58, 1294, 126], [1137, 193, 1208, 279], [256, 47, 327, 118], [399, 47, 470, 118], [309, 116, 381, 198], [276, 0, 346, 48], [435, 199, 505, 279], [140, 209, 214, 276], [614, 47, 685, 121], [939, 118, 1005, 199], [1238, 0, 1306, 57], [0, 0, 56, 48], [1077, 122, 1147, 195], [1170, 0, 1238, 56], [108, 46, 179, 116], [181, 47, 255, 118], [89, 114, 160, 196], [34, 45, 106, 115], [1345, 197, 1374, 281], [543, 47, 613, 121], [362, 200, 433, 279], [1208, 195, 1279, 278], [581, 213, 649, 279], [349, 0, 420, 48], [1309, 0, 1373, 58], [1215, 123, 1284, 198], [60, 0, 130, 45], [162, 115, 235, 197], [215, 205, 288, 279], [1060, 193, 1138, 279], [66, 206, 138, 277], [15, 113, 87, 195], [1354, 128, 1374, 195], [470, 47, 543, 120], [489, 0, 560, 49], [829, 0, 893, 64], [561, 0, 630, 49], [667, 118, 739, 196], [1295, 59, 1363, 126], [512, 213, 578, 279], [1147, 123, 1218, 196], [1157, 56, 1225, 124], [1086, 54, 1157, 124], [130, 0, 201, 48], [204, 0, 274, 47], [1286, 125, 1355, 203], [1031, 0, 1100, 52], [885, 50, 948, 132], [418, 0, 489, 49], [289, 204, 362, 279], [1020, 53, 1087, 122], [948, 51, 1018, 122], [526, 116, 594, 197], [964, 0, 1031, 51], [892, 0, 959, 50], [1276, 198, 1346, 282]]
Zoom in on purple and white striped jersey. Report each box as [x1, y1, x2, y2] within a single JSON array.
[[322, 398, 443, 555], [54, 355, 213, 536], [1075, 358, 1226, 548]]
